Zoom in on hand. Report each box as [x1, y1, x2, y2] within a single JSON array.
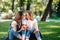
[[21, 26, 25, 30], [17, 27, 24, 32], [34, 30, 39, 34], [17, 26, 25, 32], [26, 26, 29, 30]]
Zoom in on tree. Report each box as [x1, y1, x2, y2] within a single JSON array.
[[19, 0, 25, 10], [26, 0, 32, 10], [57, 1, 60, 17], [11, 0, 15, 11], [41, 0, 53, 21], [39, 11, 42, 17]]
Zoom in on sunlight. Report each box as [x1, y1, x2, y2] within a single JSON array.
[[46, 25, 60, 28], [37, 0, 42, 2], [57, 35, 60, 38], [42, 32, 56, 35], [40, 6, 46, 11], [0, 32, 7, 35]]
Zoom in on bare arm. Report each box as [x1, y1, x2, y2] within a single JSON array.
[[34, 21, 39, 34], [11, 23, 17, 31]]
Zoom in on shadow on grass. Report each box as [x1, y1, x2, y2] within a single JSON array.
[[42, 28, 60, 40]]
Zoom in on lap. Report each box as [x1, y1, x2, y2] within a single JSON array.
[[29, 32, 37, 40], [29, 32, 43, 40]]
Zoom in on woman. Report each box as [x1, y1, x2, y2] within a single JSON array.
[[25, 10, 42, 40], [8, 11, 26, 40]]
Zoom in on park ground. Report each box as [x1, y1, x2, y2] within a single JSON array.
[[0, 21, 60, 40]]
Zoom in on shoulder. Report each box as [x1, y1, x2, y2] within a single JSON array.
[[11, 20, 17, 25], [34, 19, 37, 23], [22, 18, 27, 24], [22, 18, 27, 22]]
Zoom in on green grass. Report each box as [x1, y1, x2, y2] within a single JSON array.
[[0, 21, 11, 40], [0, 21, 60, 40], [38, 22, 60, 40]]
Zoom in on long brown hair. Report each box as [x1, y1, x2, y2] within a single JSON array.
[[14, 10, 23, 27], [26, 10, 33, 20], [14, 10, 23, 21]]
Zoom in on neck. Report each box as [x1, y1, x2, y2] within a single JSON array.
[[27, 18, 30, 20]]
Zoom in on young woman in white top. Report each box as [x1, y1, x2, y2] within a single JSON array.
[[25, 10, 41, 40]]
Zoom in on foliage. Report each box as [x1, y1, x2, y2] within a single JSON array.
[[0, 0, 60, 19]]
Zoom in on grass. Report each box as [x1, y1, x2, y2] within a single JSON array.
[[0, 21, 11, 40], [38, 22, 60, 40], [0, 21, 60, 40]]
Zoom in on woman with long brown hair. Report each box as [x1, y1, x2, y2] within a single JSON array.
[[8, 11, 26, 40], [25, 10, 42, 40]]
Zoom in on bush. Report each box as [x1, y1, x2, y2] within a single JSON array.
[[7, 14, 13, 19]]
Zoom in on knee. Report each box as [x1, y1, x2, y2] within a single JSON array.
[[37, 37, 42, 40]]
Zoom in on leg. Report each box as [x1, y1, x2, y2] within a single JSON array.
[[8, 31, 13, 40], [26, 30, 31, 40], [35, 32, 42, 40], [8, 30, 22, 40], [22, 30, 26, 40], [12, 30, 22, 40]]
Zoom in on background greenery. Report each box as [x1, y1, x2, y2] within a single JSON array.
[[0, 0, 60, 20]]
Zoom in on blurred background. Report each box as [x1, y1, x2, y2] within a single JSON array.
[[0, 0, 60, 21], [0, 0, 60, 40]]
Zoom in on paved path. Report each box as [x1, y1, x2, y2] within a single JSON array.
[[0, 19, 60, 22], [0, 19, 12, 22], [46, 19, 60, 22]]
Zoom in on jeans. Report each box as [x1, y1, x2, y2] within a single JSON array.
[[8, 29, 26, 40], [26, 30, 40, 39]]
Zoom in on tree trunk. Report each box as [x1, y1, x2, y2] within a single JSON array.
[[26, 0, 31, 10], [11, 0, 15, 11], [41, 0, 53, 21], [19, 0, 25, 10], [39, 11, 42, 16], [49, 9, 53, 18], [57, 2, 60, 17]]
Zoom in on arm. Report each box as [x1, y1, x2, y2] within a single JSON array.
[[11, 21, 23, 32], [11, 21, 17, 31], [34, 20, 39, 34], [11, 21, 22, 39], [17, 25, 25, 32]]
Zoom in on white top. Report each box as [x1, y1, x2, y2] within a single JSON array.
[[22, 18, 27, 25], [11, 21, 17, 31], [22, 19, 39, 31], [11, 19, 25, 26], [11, 21, 17, 26], [11, 18, 26, 27]]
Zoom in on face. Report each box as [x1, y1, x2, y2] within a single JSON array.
[[15, 13, 21, 20], [26, 13, 30, 19]]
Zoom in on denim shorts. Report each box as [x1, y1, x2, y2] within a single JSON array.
[[26, 30, 40, 39]]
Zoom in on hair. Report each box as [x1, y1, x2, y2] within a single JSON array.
[[14, 10, 23, 27], [18, 10, 23, 20], [18, 10, 23, 16], [26, 10, 33, 20], [14, 10, 23, 21]]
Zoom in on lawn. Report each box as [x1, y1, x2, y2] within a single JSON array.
[[0, 21, 60, 40]]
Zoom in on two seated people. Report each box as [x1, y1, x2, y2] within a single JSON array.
[[8, 10, 42, 40]]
